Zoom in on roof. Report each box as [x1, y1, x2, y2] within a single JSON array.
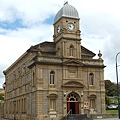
[[81, 46, 96, 57], [54, 2, 79, 23], [28, 41, 95, 58], [27, 41, 56, 52]]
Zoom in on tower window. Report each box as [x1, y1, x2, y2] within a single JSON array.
[[89, 73, 94, 85], [50, 71, 55, 84], [69, 45, 74, 56]]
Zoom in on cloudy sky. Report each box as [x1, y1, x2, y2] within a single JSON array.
[[0, 0, 120, 88]]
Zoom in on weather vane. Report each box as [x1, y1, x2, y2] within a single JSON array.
[[64, 1, 68, 5]]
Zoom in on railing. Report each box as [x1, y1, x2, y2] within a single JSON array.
[[65, 109, 72, 119]]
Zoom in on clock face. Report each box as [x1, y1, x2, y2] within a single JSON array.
[[68, 23, 74, 30], [57, 25, 60, 33]]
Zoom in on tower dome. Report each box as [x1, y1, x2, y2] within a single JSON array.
[[54, 2, 79, 23]]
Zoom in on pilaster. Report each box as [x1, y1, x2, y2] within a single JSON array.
[[36, 91, 42, 115]]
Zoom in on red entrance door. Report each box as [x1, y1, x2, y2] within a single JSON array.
[[67, 102, 79, 114], [67, 102, 70, 113], [67, 92, 79, 114], [75, 102, 79, 114]]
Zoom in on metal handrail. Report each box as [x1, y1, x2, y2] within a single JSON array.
[[65, 109, 72, 117]]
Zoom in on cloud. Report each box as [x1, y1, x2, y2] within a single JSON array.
[[0, 0, 62, 25], [76, 0, 120, 82]]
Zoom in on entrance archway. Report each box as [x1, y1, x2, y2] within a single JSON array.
[[67, 92, 80, 114]]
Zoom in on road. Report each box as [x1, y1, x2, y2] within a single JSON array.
[[94, 118, 119, 120]]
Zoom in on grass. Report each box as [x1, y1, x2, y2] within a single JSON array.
[[106, 96, 118, 114], [106, 110, 118, 114]]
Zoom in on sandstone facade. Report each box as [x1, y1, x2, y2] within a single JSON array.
[[3, 2, 106, 120]]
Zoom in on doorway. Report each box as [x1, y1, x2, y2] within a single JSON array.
[[67, 92, 79, 114], [70, 102, 75, 114]]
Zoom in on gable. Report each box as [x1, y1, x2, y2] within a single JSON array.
[[63, 59, 85, 66]]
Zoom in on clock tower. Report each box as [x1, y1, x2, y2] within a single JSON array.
[[53, 2, 82, 58]]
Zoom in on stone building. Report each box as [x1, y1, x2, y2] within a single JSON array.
[[3, 2, 106, 120]]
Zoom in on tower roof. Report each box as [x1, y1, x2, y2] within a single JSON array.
[[54, 2, 79, 23]]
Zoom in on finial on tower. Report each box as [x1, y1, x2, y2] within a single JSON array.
[[64, 1, 68, 5], [98, 50, 102, 60]]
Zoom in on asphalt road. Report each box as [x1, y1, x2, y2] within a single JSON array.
[[94, 118, 119, 120]]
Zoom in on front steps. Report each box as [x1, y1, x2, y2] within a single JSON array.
[[61, 114, 92, 120]]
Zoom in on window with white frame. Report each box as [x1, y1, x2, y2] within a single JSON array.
[[50, 71, 55, 84], [89, 94, 96, 110], [50, 99, 55, 110], [69, 44, 74, 56], [90, 99, 95, 109]]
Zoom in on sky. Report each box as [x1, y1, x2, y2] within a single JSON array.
[[0, 0, 120, 88]]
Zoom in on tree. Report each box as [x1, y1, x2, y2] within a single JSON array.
[[107, 84, 117, 96], [0, 93, 4, 100], [104, 80, 120, 96], [105, 94, 110, 106], [105, 80, 114, 90]]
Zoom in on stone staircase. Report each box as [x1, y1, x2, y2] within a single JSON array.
[[61, 114, 92, 120]]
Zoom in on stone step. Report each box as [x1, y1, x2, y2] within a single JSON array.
[[61, 114, 91, 120]]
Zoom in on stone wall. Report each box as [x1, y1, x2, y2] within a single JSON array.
[[0, 100, 4, 118], [91, 113, 118, 119]]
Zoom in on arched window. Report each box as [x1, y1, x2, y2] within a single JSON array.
[[89, 73, 94, 85], [33, 72, 35, 86], [67, 92, 79, 102], [69, 45, 74, 56], [50, 71, 55, 84]]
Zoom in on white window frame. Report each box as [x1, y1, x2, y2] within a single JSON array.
[[89, 73, 94, 85], [50, 99, 55, 110], [90, 99, 95, 109], [69, 45, 74, 56]]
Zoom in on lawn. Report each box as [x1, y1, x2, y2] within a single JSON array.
[[106, 110, 118, 114], [106, 96, 119, 114]]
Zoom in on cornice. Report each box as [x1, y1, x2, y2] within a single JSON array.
[[3, 51, 28, 74]]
